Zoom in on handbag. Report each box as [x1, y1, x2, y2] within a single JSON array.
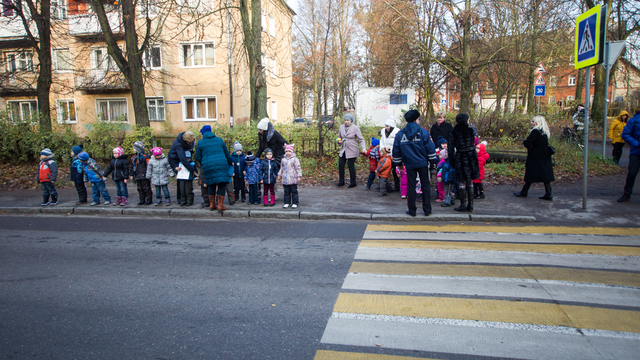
[[548, 145, 556, 155]]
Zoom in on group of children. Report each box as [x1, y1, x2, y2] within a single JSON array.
[[36, 140, 303, 209]]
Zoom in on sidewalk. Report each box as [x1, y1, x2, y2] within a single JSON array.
[[0, 174, 638, 225]]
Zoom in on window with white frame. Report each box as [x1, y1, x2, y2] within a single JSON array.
[[51, 0, 67, 19], [147, 97, 165, 121], [4, 51, 33, 72], [270, 57, 276, 78], [270, 100, 277, 120], [181, 42, 215, 67], [567, 95, 575, 101], [590, 73, 595, 85], [548, 96, 556, 105], [261, 9, 266, 31], [56, 99, 76, 124], [91, 47, 116, 71], [269, 14, 275, 37], [183, 96, 217, 121], [138, 0, 158, 17], [143, 45, 162, 69], [53, 48, 72, 72], [454, 100, 460, 109], [96, 98, 128, 122], [550, 76, 557, 87], [8, 100, 37, 123], [568, 75, 576, 86], [177, 0, 209, 13], [485, 82, 492, 91]]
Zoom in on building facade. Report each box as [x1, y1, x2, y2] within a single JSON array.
[[0, 0, 295, 136]]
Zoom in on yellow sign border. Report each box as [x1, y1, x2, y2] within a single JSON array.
[[574, 5, 604, 69]]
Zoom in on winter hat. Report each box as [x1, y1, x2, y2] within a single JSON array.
[[455, 113, 469, 125], [437, 136, 448, 149], [285, 144, 295, 153], [257, 117, 270, 131], [40, 148, 53, 156], [150, 147, 163, 157], [371, 137, 380, 147], [71, 145, 83, 156], [200, 125, 211, 135], [385, 116, 396, 128], [264, 148, 273, 156], [245, 152, 255, 163], [234, 141, 243, 152], [385, 145, 392, 154], [78, 152, 89, 161], [404, 110, 420, 123], [344, 113, 355, 123], [113, 147, 124, 158], [133, 141, 145, 154]]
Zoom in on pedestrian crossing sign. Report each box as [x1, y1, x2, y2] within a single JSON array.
[[575, 5, 606, 69]]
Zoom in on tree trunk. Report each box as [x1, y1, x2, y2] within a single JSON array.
[[240, 0, 267, 125], [34, 3, 52, 132], [526, 0, 539, 114], [575, 67, 584, 103], [459, 0, 472, 114]]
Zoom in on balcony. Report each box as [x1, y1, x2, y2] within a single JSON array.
[[75, 69, 129, 92], [68, 11, 123, 37], [0, 16, 37, 46], [0, 72, 37, 96]]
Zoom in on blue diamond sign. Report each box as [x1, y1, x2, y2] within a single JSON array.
[[534, 85, 546, 97], [575, 5, 606, 69]]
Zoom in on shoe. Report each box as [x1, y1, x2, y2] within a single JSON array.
[[539, 195, 553, 201], [41, 201, 50, 206], [348, 184, 357, 188], [540, 183, 553, 201], [144, 202, 153, 206], [90, 202, 99, 206], [292, 204, 298, 209], [336, 182, 345, 187], [424, 212, 431, 216], [165, 198, 171, 206], [208, 195, 216, 211], [435, 198, 444, 202], [378, 193, 387, 197], [50, 201, 58, 206], [617, 192, 631, 202], [216, 195, 227, 212], [155, 200, 162, 206], [103, 201, 111, 205], [365, 187, 370, 191], [405, 210, 416, 217], [75, 201, 87, 206], [283, 204, 290, 208], [137, 201, 145, 205], [466, 187, 474, 212], [185, 203, 193, 207], [201, 202, 209, 208], [121, 197, 128, 206], [513, 191, 527, 198], [454, 192, 467, 212], [264, 203, 269, 206], [114, 196, 122, 206]]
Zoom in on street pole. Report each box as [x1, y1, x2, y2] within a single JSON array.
[[602, 41, 610, 159], [583, 66, 590, 210]]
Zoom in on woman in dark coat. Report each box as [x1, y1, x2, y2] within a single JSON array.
[[168, 131, 197, 201], [195, 126, 233, 212], [514, 115, 555, 200], [449, 113, 480, 212], [256, 117, 288, 164]]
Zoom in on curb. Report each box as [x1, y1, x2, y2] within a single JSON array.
[[0, 206, 537, 223]]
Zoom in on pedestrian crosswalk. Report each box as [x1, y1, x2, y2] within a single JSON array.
[[315, 224, 640, 360]]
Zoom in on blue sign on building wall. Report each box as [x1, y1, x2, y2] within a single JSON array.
[[389, 94, 407, 105]]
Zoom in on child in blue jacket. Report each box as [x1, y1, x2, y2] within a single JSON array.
[[245, 152, 261, 205], [78, 151, 111, 206], [70, 145, 87, 205], [231, 141, 247, 202], [259, 148, 279, 206]]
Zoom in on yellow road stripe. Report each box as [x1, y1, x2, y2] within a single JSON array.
[[366, 224, 640, 236], [334, 293, 640, 333], [349, 262, 640, 288], [359, 240, 640, 257], [314, 350, 438, 360]]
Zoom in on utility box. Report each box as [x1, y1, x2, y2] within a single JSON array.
[[356, 87, 415, 127]]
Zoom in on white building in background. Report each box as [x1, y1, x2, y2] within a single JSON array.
[[356, 87, 415, 127]]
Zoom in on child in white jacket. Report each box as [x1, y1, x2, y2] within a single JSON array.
[[277, 144, 302, 208]]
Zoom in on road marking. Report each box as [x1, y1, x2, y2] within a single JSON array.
[[314, 350, 437, 360], [359, 240, 640, 256], [366, 224, 640, 236], [333, 293, 640, 333], [349, 262, 640, 287]]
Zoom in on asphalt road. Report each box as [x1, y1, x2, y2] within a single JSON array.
[[0, 216, 366, 359]]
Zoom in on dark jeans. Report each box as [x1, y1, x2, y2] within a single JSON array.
[[339, 154, 356, 185], [367, 171, 376, 188], [42, 182, 57, 202], [114, 180, 128, 197], [201, 185, 209, 205], [155, 185, 170, 199], [74, 181, 87, 203], [248, 183, 259, 204], [207, 182, 227, 196], [178, 180, 194, 205], [91, 181, 111, 203], [283, 184, 299, 205], [233, 176, 246, 200], [624, 154, 640, 194], [612, 143, 625, 164], [391, 162, 400, 190], [406, 167, 431, 215], [136, 179, 153, 204]]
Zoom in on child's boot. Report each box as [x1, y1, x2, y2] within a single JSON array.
[[436, 182, 445, 202], [121, 197, 128, 206], [155, 197, 162, 206], [270, 194, 275, 206], [475, 184, 485, 199], [473, 183, 479, 199], [113, 196, 121, 206], [263, 193, 269, 206], [41, 195, 50, 206], [165, 197, 171, 206], [50, 195, 58, 206], [228, 192, 236, 205]]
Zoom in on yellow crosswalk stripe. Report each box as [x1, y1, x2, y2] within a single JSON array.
[[359, 240, 640, 257], [366, 224, 640, 236], [349, 262, 640, 288], [314, 350, 438, 360], [334, 293, 640, 333]]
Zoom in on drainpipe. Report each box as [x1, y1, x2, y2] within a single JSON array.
[[226, 0, 234, 128]]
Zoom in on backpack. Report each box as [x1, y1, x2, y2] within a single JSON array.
[[39, 160, 53, 182]]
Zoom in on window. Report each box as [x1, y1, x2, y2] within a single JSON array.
[[270, 57, 276, 78], [615, 96, 624, 103], [2, 0, 13, 16], [261, 9, 266, 31], [567, 95, 575, 101], [53, 48, 72, 72], [8, 100, 37, 123], [550, 76, 557, 87], [51, 0, 67, 19], [389, 94, 408, 105], [269, 14, 275, 37], [183, 96, 217, 121], [591, 73, 595, 85], [181, 42, 215, 67], [548, 96, 556, 105], [4, 51, 33, 72], [147, 97, 165, 121], [454, 100, 460, 109], [91, 47, 115, 71], [56, 99, 76, 124], [270, 100, 277, 120], [568, 75, 576, 86], [485, 82, 492, 91], [96, 98, 128, 122], [143, 45, 162, 69], [138, 0, 158, 17]]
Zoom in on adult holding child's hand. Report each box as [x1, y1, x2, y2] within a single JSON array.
[[336, 114, 366, 188]]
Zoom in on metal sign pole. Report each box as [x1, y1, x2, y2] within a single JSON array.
[[583, 66, 591, 210], [602, 41, 610, 159]]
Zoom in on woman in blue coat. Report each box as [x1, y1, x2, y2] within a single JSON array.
[[195, 126, 232, 212]]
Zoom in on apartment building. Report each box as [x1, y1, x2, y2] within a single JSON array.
[[0, 0, 295, 136]]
